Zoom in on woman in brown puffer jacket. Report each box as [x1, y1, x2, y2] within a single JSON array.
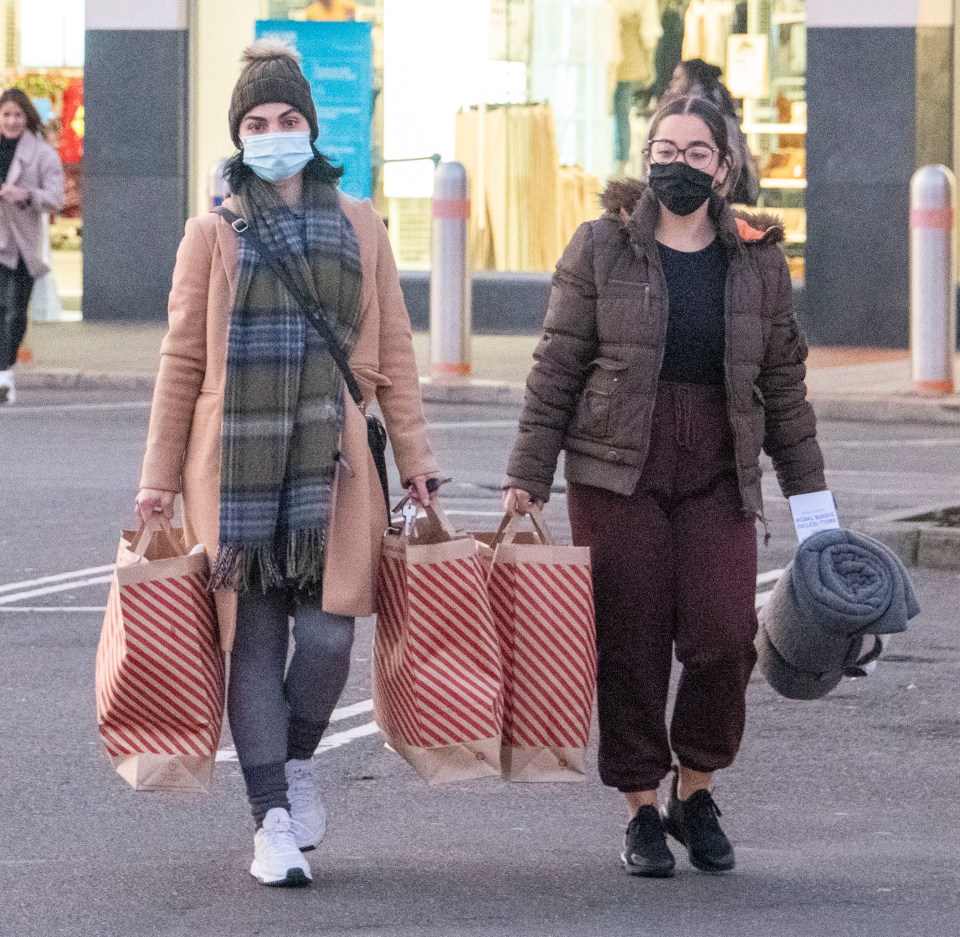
[[504, 96, 825, 879]]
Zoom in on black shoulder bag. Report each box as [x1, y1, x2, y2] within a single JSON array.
[[214, 207, 391, 516]]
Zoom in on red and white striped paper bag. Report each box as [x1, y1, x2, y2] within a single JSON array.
[[95, 517, 225, 791], [373, 504, 503, 783], [483, 509, 597, 782]]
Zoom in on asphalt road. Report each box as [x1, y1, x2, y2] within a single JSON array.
[[1, 386, 958, 936]]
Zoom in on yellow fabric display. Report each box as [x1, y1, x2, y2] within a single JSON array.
[[457, 103, 598, 273], [558, 166, 603, 251]]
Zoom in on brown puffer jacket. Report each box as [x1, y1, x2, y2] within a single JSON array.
[[506, 179, 825, 520]]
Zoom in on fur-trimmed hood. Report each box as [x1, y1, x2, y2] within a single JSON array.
[[600, 177, 785, 247]]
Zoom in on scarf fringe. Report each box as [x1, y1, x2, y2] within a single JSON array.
[[210, 527, 327, 595]]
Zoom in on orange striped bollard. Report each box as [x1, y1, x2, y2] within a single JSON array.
[[430, 162, 471, 384], [910, 165, 957, 396]]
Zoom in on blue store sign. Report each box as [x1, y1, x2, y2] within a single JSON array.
[[255, 20, 373, 200]]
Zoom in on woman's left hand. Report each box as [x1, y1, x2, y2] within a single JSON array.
[[406, 473, 441, 507]]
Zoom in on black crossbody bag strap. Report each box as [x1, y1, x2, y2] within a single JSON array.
[[215, 206, 391, 515]]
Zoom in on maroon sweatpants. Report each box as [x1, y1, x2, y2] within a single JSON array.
[[567, 381, 758, 792]]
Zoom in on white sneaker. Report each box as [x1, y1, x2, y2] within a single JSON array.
[[285, 758, 327, 851], [0, 370, 14, 406], [250, 808, 312, 887]]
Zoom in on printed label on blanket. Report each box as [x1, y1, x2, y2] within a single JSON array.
[[789, 490, 840, 543]]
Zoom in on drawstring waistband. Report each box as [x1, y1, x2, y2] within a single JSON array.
[[674, 384, 696, 451]]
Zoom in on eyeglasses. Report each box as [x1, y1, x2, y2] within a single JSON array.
[[645, 139, 719, 171]]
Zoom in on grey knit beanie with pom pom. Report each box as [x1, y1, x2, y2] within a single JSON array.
[[228, 38, 319, 148]]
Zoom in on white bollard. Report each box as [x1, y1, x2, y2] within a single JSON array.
[[910, 164, 957, 395], [430, 161, 471, 384]]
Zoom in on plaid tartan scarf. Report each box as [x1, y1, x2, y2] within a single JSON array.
[[210, 176, 363, 595]]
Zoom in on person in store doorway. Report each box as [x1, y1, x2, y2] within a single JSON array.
[[136, 39, 439, 888], [0, 88, 65, 405], [503, 95, 825, 877], [663, 58, 760, 205]]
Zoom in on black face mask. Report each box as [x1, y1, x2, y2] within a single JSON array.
[[648, 162, 715, 216]]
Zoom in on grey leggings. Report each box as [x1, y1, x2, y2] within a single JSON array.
[[228, 589, 355, 824]]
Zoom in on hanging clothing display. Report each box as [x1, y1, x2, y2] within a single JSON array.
[[651, 3, 686, 99], [682, 0, 736, 67], [611, 0, 663, 163], [558, 165, 603, 250], [455, 104, 602, 273], [613, 0, 663, 86], [455, 104, 562, 272]]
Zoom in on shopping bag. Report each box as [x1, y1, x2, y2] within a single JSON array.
[[478, 509, 597, 782], [373, 502, 503, 783], [95, 516, 225, 791]]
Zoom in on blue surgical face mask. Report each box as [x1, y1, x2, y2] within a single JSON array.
[[241, 130, 314, 182]]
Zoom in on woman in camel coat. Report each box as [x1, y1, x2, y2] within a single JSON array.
[[136, 40, 438, 888]]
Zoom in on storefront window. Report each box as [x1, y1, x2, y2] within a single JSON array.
[[197, 2, 808, 278], [739, 0, 806, 278], [13, 0, 84, 321]]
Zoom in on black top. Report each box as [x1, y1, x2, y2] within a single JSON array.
[[0, 135, 17, 184], [657, 238, 728, 385]]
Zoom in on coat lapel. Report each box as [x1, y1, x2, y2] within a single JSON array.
[[214, 201, 240, 298]]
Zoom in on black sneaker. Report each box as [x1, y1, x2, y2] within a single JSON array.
[[621, 805, 676, 878], [663, 778, 735, 873]]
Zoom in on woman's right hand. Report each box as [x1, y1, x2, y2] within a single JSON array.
[[135, 488, 176, 525], [503, 487, 541, 516]]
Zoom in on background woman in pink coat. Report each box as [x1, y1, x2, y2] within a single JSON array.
[[0, 88, 65, 405], [136, 41, 439, 889]]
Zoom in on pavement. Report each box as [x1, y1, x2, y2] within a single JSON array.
[[1, 387, 958, 936], [14, 319, 960, 423]]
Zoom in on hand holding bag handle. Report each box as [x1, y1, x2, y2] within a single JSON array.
[[214, 206, 391, 516], [492, 505, 555, 549], [129, 514, 180, 559]]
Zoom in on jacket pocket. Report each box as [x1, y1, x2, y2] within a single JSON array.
[[573, 357, 628, 439], [599, 280, 654, 345]]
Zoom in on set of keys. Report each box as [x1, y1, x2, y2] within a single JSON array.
[[396, 477, 450, 536]]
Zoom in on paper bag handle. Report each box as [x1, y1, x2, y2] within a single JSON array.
[[129, 514, 179, 559], [411, 502, 461, 542], [491, 506, 554, 547]]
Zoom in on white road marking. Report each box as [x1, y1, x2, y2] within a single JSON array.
[[0, 401, 151, 416], [217, 706, 378, 763], [314, 721, 381, 752], [825, 438, 960, 450], [426, 419, 518, 431], [0, 606, 107, 613], [446, 510, 511, 517], [325, 699, 374, 721], [0, 564, 114, 596], [0, 574, 113, 606]]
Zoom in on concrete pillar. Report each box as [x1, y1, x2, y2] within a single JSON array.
[[83, 0, 190, 321], [805, 0, 953, 347]]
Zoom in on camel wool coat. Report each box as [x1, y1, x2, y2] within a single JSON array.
[[140, 193, 439, 651]]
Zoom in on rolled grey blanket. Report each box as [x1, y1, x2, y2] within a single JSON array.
[[757, 529, 920, 700]]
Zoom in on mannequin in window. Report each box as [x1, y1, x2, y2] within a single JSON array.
[[611, 0, 662, 175], [304, 0, 357, 21]]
